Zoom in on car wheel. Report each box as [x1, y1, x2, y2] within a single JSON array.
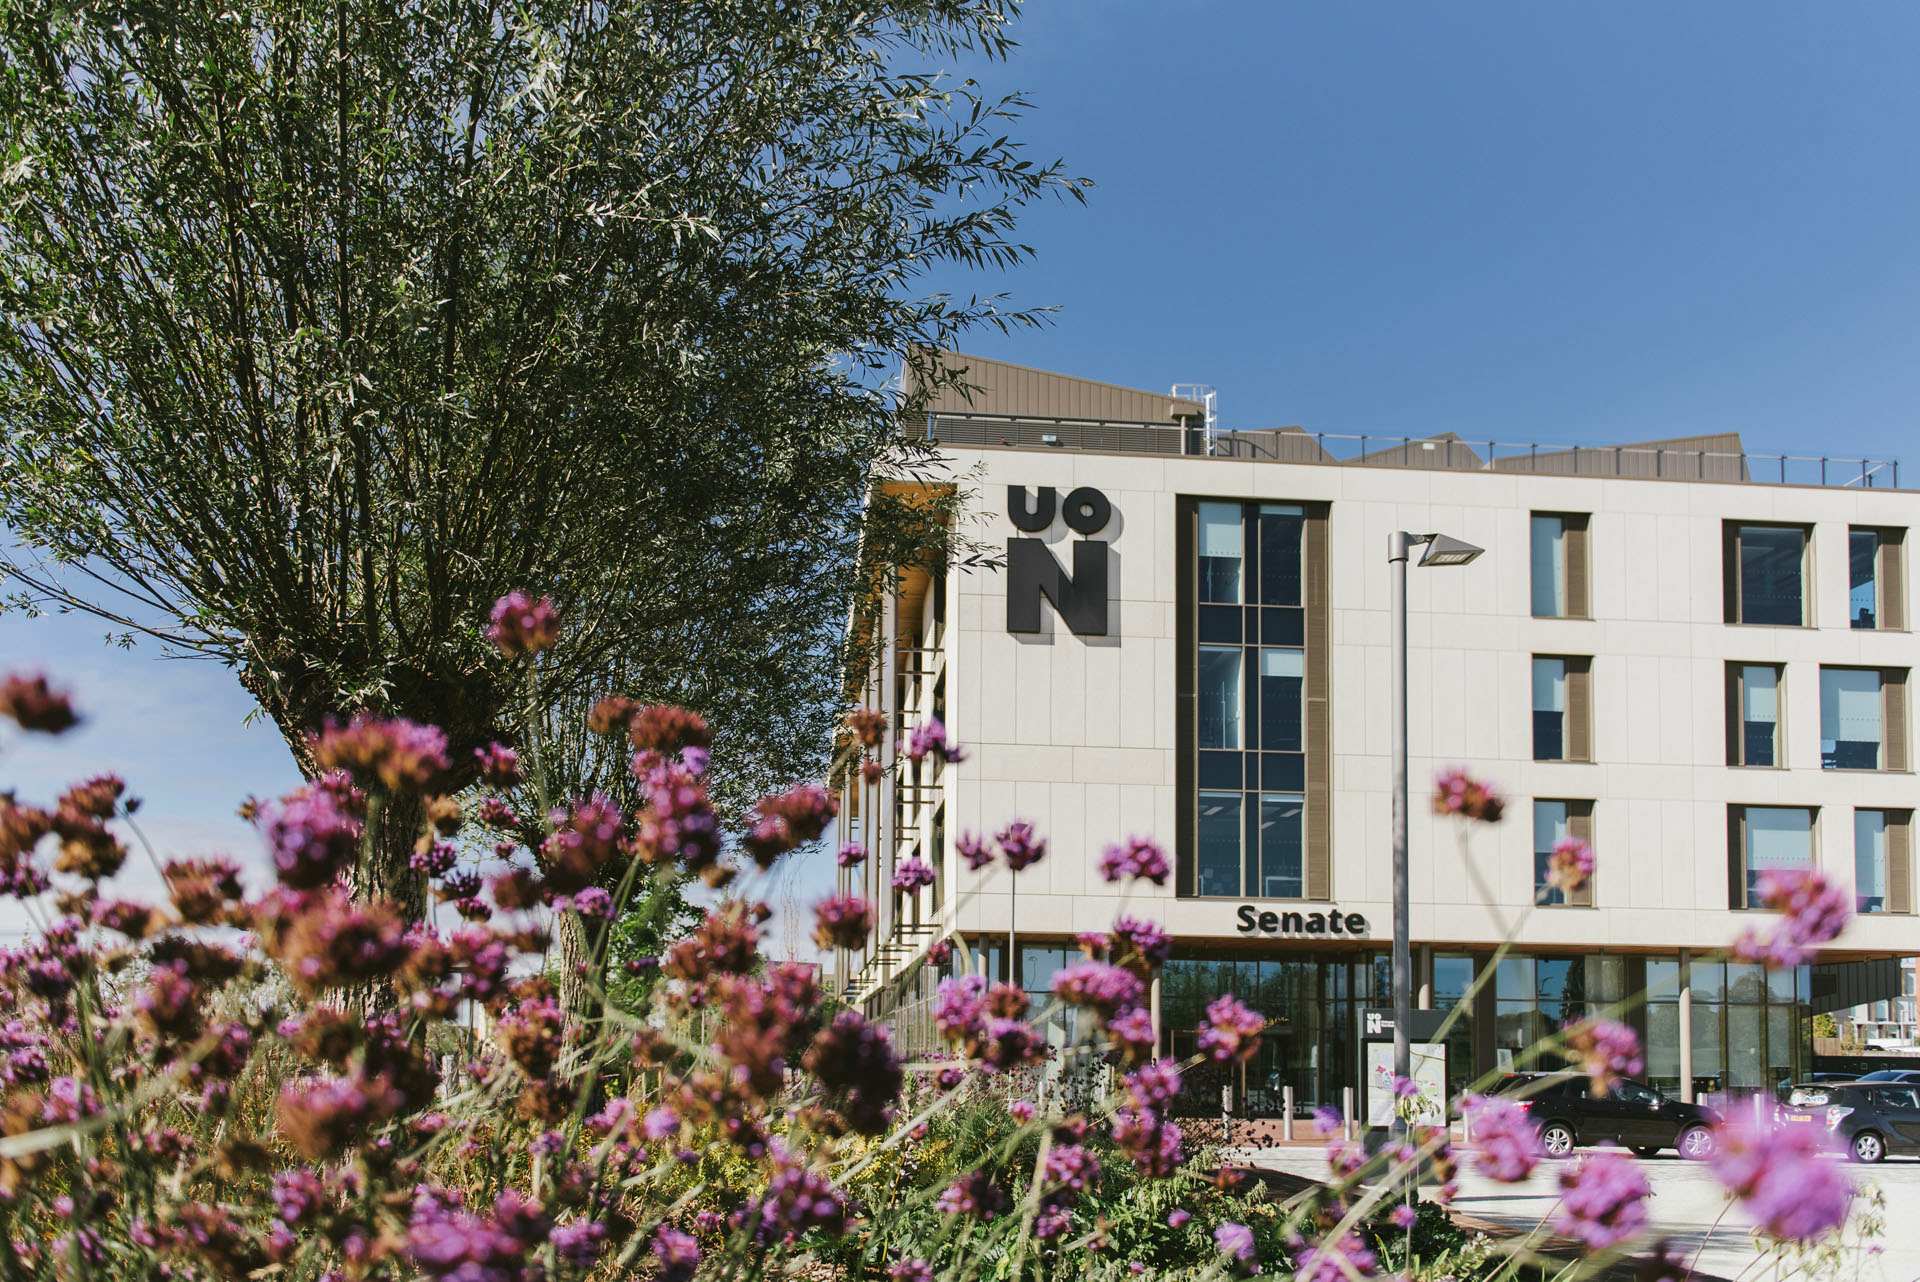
[[1540, 1122, 1576, 1158], [1678, 1125, 1715, 1161], [1631, 1145, 1662, 1158], [1852, 1131, 1885, 1164]]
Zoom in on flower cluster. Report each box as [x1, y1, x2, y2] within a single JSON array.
[[742, 782, 837, 869], [811, 895, 875, 950], [486, 590, 560, 656], [1195, 994, 1265, 1064], [310, 715, 450, 793], [1546, 835, 1594, 894], [1432, 766, 1505, 822], [905, 716, 967, 765], [1564, 1018, 1643, 1096], [0, 672, 79, 733], [1097, 835, 1171, 885], [1460, 1093, 1542, 1182], [995, 819, 1047, 871], [890, 857, 934, 892], [260, 780, 363, 889], [1554, 1151, 1650, 1250], [1709, 1118, 1854, 1242], [1733, 868, 1852, 969]]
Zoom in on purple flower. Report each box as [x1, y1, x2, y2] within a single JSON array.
[[995, 820, 1047, 872], [1733, 869, 1852, 969], [1109, 916, 1171, 969], [735, 1146, 851, 1242], [1124, 1060, 1183, 1109], [1565, 1018, 1643, 1096], [409, 840, 458, 877], [1044, 1141, 1100, 1195], [567, 887, 613, 919], [270, 1170, 327, 1226], [1167, 1209, 1191, 1228], [0, 672, 79, 734], [812, 894, 875, 950], [1390, 1203, 1417, 1231], [1106, 1005, 1156, 1062], [1547, 836, 1594, 894], [1710, 1118, 1853, 1242], [550, 1220, 607, 1267], [802, 1011, 903, 1136], [888, 1260, 934, 1282], [1554, 1151, 1650, 1250], [1098, 836, 1171, 885], [937, 1170, 1009, 1219], [836, 841, 867, 868], [487, 590, 560, 656], [652, 1226, 700, 1282], [926, 938, 954, 966], [891, 857, 935, 892], [260, 785, 362, 889], [1461, 1094, 1543, 1182], [1051, 961, 1145, 1018], [906, 717, 968, 765], [933, 976, 987, 1047], [1213, 1222, 1258, 1274], [1431, 767, 1505, 823], [473, 742, 522, 786], [1111, 1107, 1183, 1176], [310, 715, 450, 793], [956, 830, 994, 871], [1195, 993, 1265, 1064], [642, 1106, 680, 1142], [1295, 1232, 1376, 1282]]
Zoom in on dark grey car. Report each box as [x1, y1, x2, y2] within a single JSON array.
[[1783, 1082, 1920, 1163], [1492, 1073, 1721, 1159]]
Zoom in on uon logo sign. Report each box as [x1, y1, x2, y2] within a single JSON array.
[[1006, 485, 1111, 637]]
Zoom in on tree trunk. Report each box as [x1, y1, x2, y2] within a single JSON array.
[[554, 907, 604, 1028]]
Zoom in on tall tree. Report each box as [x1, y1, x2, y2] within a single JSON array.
[[0, 0, 1081, 907]]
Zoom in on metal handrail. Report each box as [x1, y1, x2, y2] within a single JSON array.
[[903, 411, 1903, 490]]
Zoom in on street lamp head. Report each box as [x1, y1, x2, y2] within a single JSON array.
[[1418, 533, 1484, 568]]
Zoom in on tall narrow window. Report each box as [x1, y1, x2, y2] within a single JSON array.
[[1851, 529, 1881, 630], [1727, 524, 1808, 626], [1728, 663, 1782, 767], [1530, 513, 1589, 618], [1258, 794, 1304, 898], [1198, 647, 1242, 749], [1731, 806, 1816, 907], [1259, 505, 1304, 606], [1534, 801, 1570, 905], [1531, 516, 1566, 618], [1198, 503, 1243, 604], [1820, 667, 1883, 770], [1856, 809, 1889, 913], [1533, 658, 1566, 761], [1197, 793, 1243, 897], [1259, 648, 1304, 752]]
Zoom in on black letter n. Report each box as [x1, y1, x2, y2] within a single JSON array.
[[1006, 537, 1108, 636]]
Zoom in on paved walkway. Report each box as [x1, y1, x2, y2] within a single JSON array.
[[1237, 1145, 1916, 1281]]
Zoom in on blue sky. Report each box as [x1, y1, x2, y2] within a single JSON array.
[[8, 1, 1920, 949]]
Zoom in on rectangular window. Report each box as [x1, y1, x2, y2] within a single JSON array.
[[1533, 658, 1566, 761], [1731, 805, 1816, 908], [1727, 524, 1808, 626], [1531, 515, 1566, 618], [1198, 502, 1243, 604], [1534, 801, 1570, 906], [1259, 648, 1304, 752], [1197, 792, 1243, 897], [1257, 794, 1305, 898], [1259, 505, 1304, 607], [1198, 646, 1242, 749], [1857, 809, 1889, 913], [1820, 667, 1883, 770], [1851, 528, 1881, 629], [1530, 513, 1589, 618], [1533, 800, 1594, 906], [1727, 663, 1782, 767]]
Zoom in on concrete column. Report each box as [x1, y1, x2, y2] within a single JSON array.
[[1678, 949, 1695, 1104], [1149, 972, 1164, 1050], [1417, 946, 1434, 1010]]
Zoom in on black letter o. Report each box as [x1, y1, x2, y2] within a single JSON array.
[[1061, 487, 1111, 535]]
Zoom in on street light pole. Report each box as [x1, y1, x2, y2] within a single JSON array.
[[1388, 532, 1413, 1144], [1385, 530, 1482, 1146]]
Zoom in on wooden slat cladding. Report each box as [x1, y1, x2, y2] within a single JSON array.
[[1881, 531, 1908, 631], [1564, 515, 1591, 618], [1727, 807, 1747, 909], [1724, 664, 1742, 766], [1566, 657, 1594, 762], [1305, 503, 1333, 901], [1567, 803, 1595, 907], [1890, 813, 1914, 915], [1175, 498, 1196, 899], [1884, 669, 1910, 773]]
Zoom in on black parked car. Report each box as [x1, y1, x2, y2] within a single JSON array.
[[1780, 1081, 1920, 1162], [1855, 1069, 1920, 1085], [1491, 1073, 1721, 1160]]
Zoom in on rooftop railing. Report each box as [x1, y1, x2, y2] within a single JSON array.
[[906, 412, 1904, 490]]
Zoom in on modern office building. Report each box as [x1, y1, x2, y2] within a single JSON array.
[[835, 351, 1913, 1120], [1841, 956, 1917, 1048]]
